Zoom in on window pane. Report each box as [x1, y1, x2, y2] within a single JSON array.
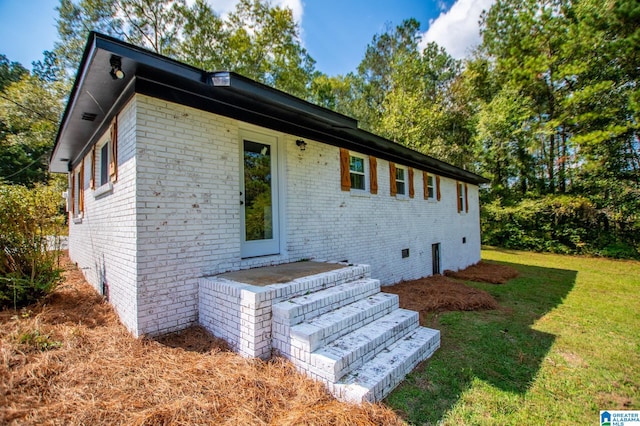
[[350, 173, 365, 190], [100, 143, 109, 186], [350, 156, 364, 173], [244, 140, 273, 241], [427, 176, 434, 198], [396, 168, 404, 181], [397, 182, 405, 195]]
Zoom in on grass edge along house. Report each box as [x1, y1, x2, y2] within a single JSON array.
[[50, 32, 489, 402]]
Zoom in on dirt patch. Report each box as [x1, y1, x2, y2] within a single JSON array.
[[382, 275, 499, 324], [0, 253, 404, 426], [444, 261, 519, 284], [156, 325, 230, 353]]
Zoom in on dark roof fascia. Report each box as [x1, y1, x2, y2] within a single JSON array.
[[135, 74, 488, 185], [211, 72, 358, 129]]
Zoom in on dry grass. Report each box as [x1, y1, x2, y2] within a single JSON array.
[[0, 254, 404, 426], [381, 275, 499, 324], [444, 261, 519, 284]]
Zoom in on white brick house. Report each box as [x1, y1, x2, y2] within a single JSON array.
[[51, 33, 487, 401]]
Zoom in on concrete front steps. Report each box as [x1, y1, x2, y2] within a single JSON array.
[[272, 269, 440, 403]]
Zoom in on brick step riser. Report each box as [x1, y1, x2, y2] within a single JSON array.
[[330, 328, 441, 403], [290, 293, 399, 353], [272, 278, 381, 328], [308, 309, 420, 382]]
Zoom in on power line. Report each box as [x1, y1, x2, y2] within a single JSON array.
[[0, 93, 59, 124], [2, 152, 49, 180]]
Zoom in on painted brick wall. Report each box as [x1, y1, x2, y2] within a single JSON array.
[[134, 95, 260, 336], [71, 94, 482, 337], [285, 139, 481, 285], [68, 97, 139, 334]]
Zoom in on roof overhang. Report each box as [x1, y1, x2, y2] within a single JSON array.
[[51, 32, 489, 185]]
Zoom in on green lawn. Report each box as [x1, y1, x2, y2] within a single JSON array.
[[386, 247, 640, 425]]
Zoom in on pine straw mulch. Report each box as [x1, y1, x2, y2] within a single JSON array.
[[444, 261, 519, 284], [381, 261, 519, 324], [0, 254, 404, 426]]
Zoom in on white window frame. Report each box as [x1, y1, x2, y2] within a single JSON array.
[[349, 152, 368, 193], [395, 165, 407, 197], [72, 166, 83, 223], [426, 174, 435, 200], [458, 182, 466, 213], [94, 135, 113, 197]]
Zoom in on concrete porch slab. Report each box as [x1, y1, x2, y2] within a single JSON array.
[[217, 261, 346, 286]]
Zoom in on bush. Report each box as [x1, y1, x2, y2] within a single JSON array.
[[482, 195, 640, 259], [0, 183, 65, 309]]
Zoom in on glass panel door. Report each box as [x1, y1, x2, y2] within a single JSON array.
[[240, 132, 279, 257]]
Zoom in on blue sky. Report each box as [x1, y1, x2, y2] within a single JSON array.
[[0, 0, 493, 77]]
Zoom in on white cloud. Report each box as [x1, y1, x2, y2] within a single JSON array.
[[420, 0, 495, 59]]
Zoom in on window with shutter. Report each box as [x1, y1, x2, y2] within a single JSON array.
[[423, 172, 435, 200], [395, 167, 406, 196], [349, 155, 366, 190]]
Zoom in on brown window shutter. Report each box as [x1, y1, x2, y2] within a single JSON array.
[[109, 116, 118, 183], [436, 175, 441, 201], [90, 145, 96, 190], [465, 183, 469, 213], [389, 162, 397, 196], [456, 182, 462, 213], [408, 167, 415, 198], [423, 171, 429, 199], [70, 173, 75, 215], [340, 148, 350, 191], [79, 161, 85, 213], [369, 156, 378, 194]]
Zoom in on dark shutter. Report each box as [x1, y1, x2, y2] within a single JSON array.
[[465, 183, 469, 213], [109, 116, 118, 183], [423, 171, 429, 199], [436, 175, 441, 201], [408, 167, 414, 198], [340, 148, 350, 191], [389, 162, 397, 196], [369, 156, 378, 194], [79, 161, 85, 213], [90, 145, 96, 190]]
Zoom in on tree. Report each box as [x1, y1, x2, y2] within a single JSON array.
[[0, 75, 62, 185], [0, 55, 28, 92]]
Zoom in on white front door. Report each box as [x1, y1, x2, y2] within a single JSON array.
[[240, 130, 280, 258]]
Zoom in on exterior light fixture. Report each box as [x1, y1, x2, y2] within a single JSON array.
[[296, 139, 307, 151], [211, 72, 231, 86], [110, 55, 125, 80]]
